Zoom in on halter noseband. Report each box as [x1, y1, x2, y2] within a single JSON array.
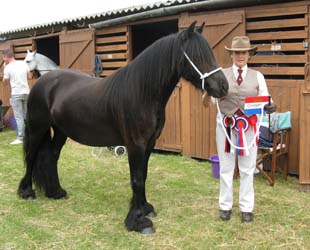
[[183, 51, 223, 90]]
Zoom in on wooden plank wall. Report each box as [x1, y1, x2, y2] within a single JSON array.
[[245, 3, 308, 174], [95, 26, 130, 77], [156, 83, 182, 152], [12, 39, 36, 89], [59, 29, 94, 74]]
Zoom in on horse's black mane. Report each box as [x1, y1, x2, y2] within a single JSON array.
[[104, 33, 178, 107], [102, 29, 215, 112]]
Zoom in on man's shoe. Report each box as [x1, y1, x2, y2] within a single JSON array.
[[10, 139, 23, 145], [241, 212, 254, 222], [219, 210, 231, 221]]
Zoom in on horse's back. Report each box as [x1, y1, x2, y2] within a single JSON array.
[[30, 69, 106, 114], [30, 69, 101, 100], [33, 69, 97, 88], [28, 69, 122, 146]]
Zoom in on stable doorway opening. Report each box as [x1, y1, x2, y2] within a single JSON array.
[[131, 19, 179, 59]]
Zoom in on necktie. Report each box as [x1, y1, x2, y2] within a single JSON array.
[[237, 69, 243, 85]]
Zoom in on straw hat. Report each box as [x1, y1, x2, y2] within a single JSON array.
[[225, 36, 257, 52]]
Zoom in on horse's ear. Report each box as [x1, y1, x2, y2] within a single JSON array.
[[196, 22, 205, 34], [188, 21, 197, 34], [180, 21, 197, 41]]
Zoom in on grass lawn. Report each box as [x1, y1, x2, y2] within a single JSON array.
[[0, 129, 309, 250]]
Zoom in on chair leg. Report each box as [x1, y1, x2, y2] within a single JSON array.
[[270, 152, 277, 187], [257, 164, 274, 186], [282, 155, 288, 180], [256, 156, 274, 186]]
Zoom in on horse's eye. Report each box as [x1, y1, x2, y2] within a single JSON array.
[[26, 61, 30, 63]]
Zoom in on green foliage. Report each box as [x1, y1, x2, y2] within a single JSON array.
[[0, 129, 309, 250]]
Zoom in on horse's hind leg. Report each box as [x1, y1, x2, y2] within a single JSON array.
[[37, 126, 67, 199]]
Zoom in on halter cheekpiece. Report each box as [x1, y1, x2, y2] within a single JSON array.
[[183, 51, 223, 90]]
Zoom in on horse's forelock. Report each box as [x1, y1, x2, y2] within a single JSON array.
[[181, 31, 215, 69]]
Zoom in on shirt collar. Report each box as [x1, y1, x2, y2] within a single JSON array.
[[233, 64, 248, 72]]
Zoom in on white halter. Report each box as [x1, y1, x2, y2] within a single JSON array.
[[183, 51, 223, 90]]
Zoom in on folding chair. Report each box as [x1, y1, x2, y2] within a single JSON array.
[[256, 128, 290, 186]]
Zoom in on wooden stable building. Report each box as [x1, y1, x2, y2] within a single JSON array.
[[1, 0, 310, 191]]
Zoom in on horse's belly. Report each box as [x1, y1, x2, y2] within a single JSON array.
[[67, 126, 124, 147], [54, 113, 123, 147]]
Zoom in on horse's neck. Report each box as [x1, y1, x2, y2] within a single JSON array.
[[131, 38, 181, 103], [150, 47, 180, 103], [37, 55, 59, 75]]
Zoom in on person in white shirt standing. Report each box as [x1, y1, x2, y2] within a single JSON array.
[[2, 49, 30, 145], [216, 36, 275, 222]]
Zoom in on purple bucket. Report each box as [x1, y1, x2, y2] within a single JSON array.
[[209, 155, 220, 179], [9, 115, 17, 131]]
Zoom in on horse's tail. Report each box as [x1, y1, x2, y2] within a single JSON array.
[[31, 127, 67, 199], [19, 115, 53, 198], [31, 128, 54, 193], [18, 119, 38, 199], [23, 119, 30, 167]]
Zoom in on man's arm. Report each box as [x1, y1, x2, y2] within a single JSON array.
[[2, 65, 10, 85], [2, 78, 10, 85]]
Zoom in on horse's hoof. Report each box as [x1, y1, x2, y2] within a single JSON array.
[[26, 196, 36, 201], [18, 188, 36, 200], [21, 194, 36, 200], [146, 211, 157, 218], [60, 195, 68, 200], [141, 227, 155, 234], [46, 188, 67, 199]]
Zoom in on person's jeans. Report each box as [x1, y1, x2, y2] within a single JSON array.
[[10, 94, 28, 140]]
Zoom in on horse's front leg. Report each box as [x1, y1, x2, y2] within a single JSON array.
[[125, 146, 155, 234], [141, 141, 157, 218]]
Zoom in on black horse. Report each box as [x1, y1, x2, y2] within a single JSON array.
[[18, 22, 228, 234]]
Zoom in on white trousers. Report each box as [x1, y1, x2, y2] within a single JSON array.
[[216, 113, 257, 212]]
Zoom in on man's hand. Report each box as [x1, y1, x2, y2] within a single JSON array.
[[264, 103, 276, 114]]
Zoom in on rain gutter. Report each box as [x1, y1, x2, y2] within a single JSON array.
[[89, 0, 288, 29]]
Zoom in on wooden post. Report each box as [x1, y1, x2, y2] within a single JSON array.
[[299, 63, 310, 192]]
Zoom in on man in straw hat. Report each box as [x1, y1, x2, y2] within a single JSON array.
[[216, 36, 275, 222]]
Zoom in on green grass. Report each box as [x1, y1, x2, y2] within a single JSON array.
[[0, 129, 309, 250]]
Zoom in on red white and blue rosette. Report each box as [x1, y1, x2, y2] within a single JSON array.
[[234, 116, 249, 156], [223, 115, 236, 153]]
